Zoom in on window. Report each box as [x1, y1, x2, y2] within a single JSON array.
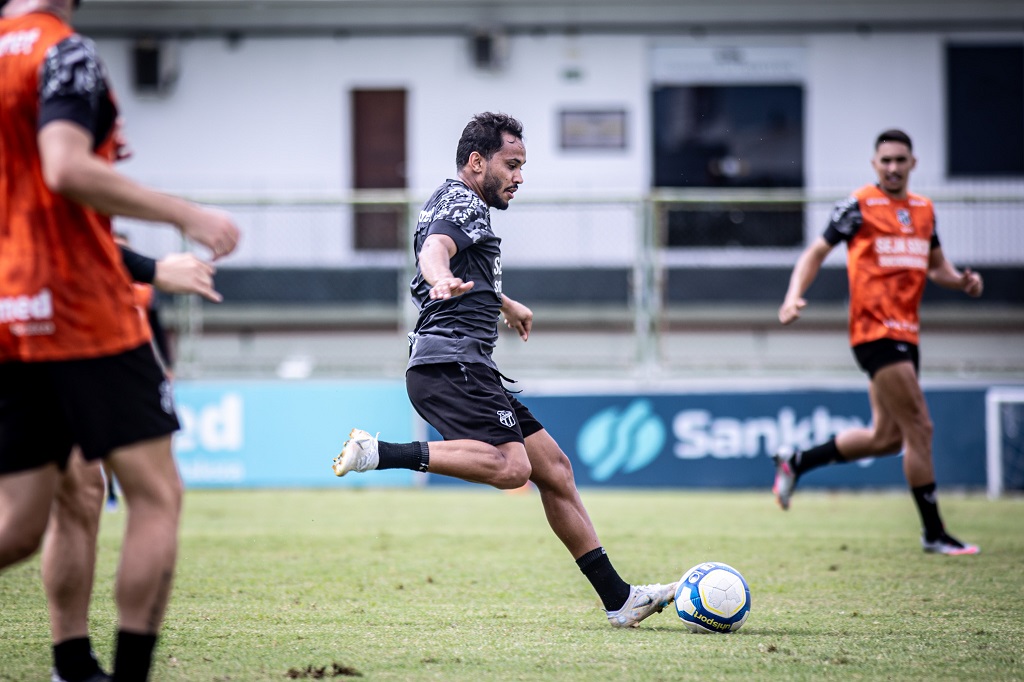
[[947, 45, 1024, 176], [652, 85, 805, 247]]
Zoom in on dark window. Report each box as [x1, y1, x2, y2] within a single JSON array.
[[663, 202, 804, 248], [652, 85, 804, 247], [947, 45, 1024, 176]]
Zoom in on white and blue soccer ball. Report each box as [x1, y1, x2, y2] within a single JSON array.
[[674, 561, 751, 633]]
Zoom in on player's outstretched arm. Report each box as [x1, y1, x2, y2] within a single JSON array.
[[420, 233, 474, 300], [927, 247, 983, 297], [38, 121, 240, 260], [500, 294, 532, 342], [779, 237, 833, 324]]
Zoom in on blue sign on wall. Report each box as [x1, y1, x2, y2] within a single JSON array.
[[173, 381, 416, 488], [173, 381, 986, 490], [428, 388, 987, 490]]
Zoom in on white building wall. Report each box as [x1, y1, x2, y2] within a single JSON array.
[[96, 30, 1024, 267]]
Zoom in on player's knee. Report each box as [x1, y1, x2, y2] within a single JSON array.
[[878, 435, 904, 454], [496, 460, 532, 490], [55, 480, 105, 522], [491, 449, 532, 490], [902, 416, 933, 445], [122, 472, 183, 519]]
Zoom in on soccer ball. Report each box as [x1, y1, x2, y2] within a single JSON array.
[[674, 562, 751, 633]]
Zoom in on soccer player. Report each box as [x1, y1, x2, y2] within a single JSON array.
[[0, 3, 240, 682], [772, 129, 983, 556], [42, 245, 222, 682], [333, 113, 678, 627]]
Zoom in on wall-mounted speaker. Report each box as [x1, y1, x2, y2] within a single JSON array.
[[470, 31, 507, 71], [131, 38, 178, 95]]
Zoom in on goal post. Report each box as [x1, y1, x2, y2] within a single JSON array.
[[986, 387, 1024, 499]]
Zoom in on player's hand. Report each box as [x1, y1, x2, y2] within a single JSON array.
[[154, 253, 222, 302], [502, 299, 533, 342], [429, 277, 474, 300], [181, 207, 240, 261], [778, 298, 806, 325], [960, 268, 983, 297]]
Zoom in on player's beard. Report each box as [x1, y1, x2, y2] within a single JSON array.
[[481, 169, 510, 210]]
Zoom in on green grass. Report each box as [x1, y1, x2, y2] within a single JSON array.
[[2, 489, 1022, 681]]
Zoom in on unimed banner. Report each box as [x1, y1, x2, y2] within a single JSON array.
[[428, 388, 988, 490], [173, 381, 415, 488]]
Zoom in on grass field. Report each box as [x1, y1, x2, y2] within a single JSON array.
[[1, 488, 1022, 681]]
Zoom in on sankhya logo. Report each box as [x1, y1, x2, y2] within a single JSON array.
[[576, 400, 666, 481]]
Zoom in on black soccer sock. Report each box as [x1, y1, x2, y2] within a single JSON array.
[[53, 637, 103, 682], [113, 630, 157, 682], [912, 482, 945, 541], [377, 440, 430, 472], [793, 437, 842, 476], [576, 547, 632, 612]]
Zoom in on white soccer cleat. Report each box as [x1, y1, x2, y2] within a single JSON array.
[[922, 533, 980, 556], [606, 582, 678, 628], [772, 445, 799, 511], [332, 428, 380, 477]]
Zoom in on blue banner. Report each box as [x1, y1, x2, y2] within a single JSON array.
[[173, 381, 415, 488], [428, 388, 987, 489]]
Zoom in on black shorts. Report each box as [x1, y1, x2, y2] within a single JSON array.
[[406, 362, 544, 446], [0, 343, 179, 475], [852, 338, 920, 378]]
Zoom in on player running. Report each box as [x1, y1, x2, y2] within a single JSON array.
[[772, 129, 982, 556], [0, 1, 239, 680]]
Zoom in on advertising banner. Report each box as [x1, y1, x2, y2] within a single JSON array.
[[428, 388, 987, 489], [173, 381, 415, 488]]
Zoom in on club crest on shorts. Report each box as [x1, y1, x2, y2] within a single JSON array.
[[497, 410, 516, 428], [159, 380, 175, 414]]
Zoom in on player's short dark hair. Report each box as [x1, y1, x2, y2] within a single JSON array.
[[456, 112, 524, 170], [875, 129, 912, 151]]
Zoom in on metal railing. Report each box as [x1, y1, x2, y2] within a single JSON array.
[[114, 188, 1024, 377]]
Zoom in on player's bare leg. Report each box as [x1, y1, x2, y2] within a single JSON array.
[[523, 429, 676, 627], [834, 374, 906, 461], [43, 449, 109, 681], [522, 429, 599, 557], [425, 440, 532, 490], [43, 449, 105, 643], [107, 435, 182, 632], [868, 363, 934, 485], [852, 362, 974, 554], [775, 372, 905, 510], [334, 428, 532, 490], [0, 465, 60, 568]]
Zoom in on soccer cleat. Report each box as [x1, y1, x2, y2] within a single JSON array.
[[922, 533, 980, 556], [332, 428, 380, 477], [606, 582, 678, 628], [772, 446, 799, 510]]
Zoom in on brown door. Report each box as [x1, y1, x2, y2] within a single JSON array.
[[351, 89, 407, 250]]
